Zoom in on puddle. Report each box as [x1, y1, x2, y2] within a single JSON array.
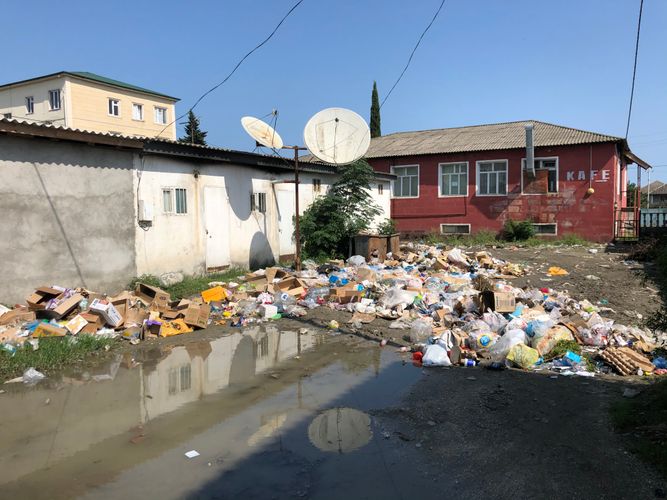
[[0, 326, 423, 499]]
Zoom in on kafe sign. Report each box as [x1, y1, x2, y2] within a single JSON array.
[[565, 169, 610, 182]]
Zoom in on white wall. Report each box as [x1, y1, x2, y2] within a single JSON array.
[[0, 76, 67, 125]]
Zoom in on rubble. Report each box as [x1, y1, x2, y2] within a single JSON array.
[[0, 245, 665, 381]]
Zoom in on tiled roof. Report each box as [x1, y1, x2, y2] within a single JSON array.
[[641, 180, 664, 193], [364, 120, 622, 158], [0, 71, 179, 101]]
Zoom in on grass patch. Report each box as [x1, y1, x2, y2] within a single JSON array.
[[0, 335, 116, 382], [611, 380, 667, 480], [129, 268, 248, 301], [418, 230, 593, 248], [543, 339, 581, 361]]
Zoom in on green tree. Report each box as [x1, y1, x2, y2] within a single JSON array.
[[179, 110, 208, 145], [627, 182, 648, 208], [370, 81, 381, 138], [299, 159, 382, 259]]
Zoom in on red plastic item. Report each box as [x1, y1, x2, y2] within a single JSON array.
[[412, 351, 423, 361], [540, 287, 549, 294]]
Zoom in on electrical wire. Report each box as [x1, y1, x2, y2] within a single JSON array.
[[625, 0, 644, 139], [380, 0, 447, 109], [155, 0, 306, 139]]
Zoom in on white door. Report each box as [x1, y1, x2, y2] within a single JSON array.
[[276, 189, 295, 257], [204, 186, 231, 269]]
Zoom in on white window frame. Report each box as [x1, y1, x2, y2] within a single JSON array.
[[132, 103, 144, 121], [154, 106, 167, 125], [391, 164, 420, 199], [25, 96, 34, 114], [108, 98, 120, 117], [532, 223, 558, 235], [48, 89, 61, 111], [438, 161, 469, 197], [440, 223, 471, 235], [162, 187, 188, 215], [521, 156, 559, 195], [476, 159, 508, 197]]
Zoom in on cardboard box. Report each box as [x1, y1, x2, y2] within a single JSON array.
[[433, 257, 449, 271], [201, 286, 228, 303], [258, 304, 278, 319], [34, 323, 67, 337], [143, 320, 162, 337], [161, 309, 182, 320], [89, 299, 123, 327], [45, 292, 83, 319], [0, 308, 36, 326], [477, 291, 516, 313], [65, 314, 88, 335], [275, 277, 306, 296], [26, 287, 62, 311], [134, 283, 171, 309], [183, 303, 211, 329], [265, 267, 288, 282], [356, 267, 377, 282], [124, 307, 148, 327], [80, 313, 104, 334], [159, 318, 193, 337], [244, 273, 268, 290]]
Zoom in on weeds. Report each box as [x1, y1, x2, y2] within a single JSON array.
[[0, 335, 116, 381], [503, 219, 535, 241], [417, 229, 593, 248]]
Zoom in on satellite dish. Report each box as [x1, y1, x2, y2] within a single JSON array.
[[241, 116, 283, 149], [303, 108, 370, 165]]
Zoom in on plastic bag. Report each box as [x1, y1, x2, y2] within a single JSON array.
[[422, 344, 452, 367], [468, 330, 499, 351], [482, 311, 508, 333], [525, 315, 554, 338], [531, 324, 574, 356], [379, 287, 417, 309], [410, 319, 432, 343], [22, 367, 45, 385], [489, 329, 527, 362], [506, 343, 540, 369], [347, 255, 366, 267], [447, 248, 469, 269]]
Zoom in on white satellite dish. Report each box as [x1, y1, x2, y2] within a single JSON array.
[[303, 108, 370, 165], [241, 116, 284, 149]]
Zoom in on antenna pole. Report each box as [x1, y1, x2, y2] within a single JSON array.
[[293, 146, 301, 272]]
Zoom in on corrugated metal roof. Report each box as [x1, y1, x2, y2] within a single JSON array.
[[0, 71, 179, 101], [364, 120, 622, 158]]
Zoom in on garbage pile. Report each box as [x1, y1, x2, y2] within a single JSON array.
[[1, 244, 665, 379]]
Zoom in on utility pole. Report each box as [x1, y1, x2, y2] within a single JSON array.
[[282, 145, 308, 271]]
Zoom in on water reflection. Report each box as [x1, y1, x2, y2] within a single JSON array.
[[308, 408, 372, 453], [0, 327, 320, 486]]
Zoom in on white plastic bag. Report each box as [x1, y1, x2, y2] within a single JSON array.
[[482, 311, 508, 333], [22, 367, 45, 385], [422, 344, 452, 367], [447, 248, 469, 269], [379, 287, 417, 309], [489, 329, 527, 362], [347, 255, 366, 267], [410, 319, 432, 343]]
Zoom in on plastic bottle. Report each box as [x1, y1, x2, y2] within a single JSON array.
[[79, 297, 89, 310], [273, 292, 296, 312]]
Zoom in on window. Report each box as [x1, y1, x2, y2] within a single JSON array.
[[392, 165, 419, 198], [476, 160, 507, 196], [162, 188, 187, 214], [378, 184, 384, 195], [180, 364, 192, 391], [312, 178, 321, 193], [522, 157, 558, 194], [439, 162, 468, 196], [250, 192, 267, 213], [25, 96, 34, 114], [132, 103, 144, 121], [108, 98, 120, 116], [154, 106, 167, 124], [440, 224, 471, 235], [532, 223, 557, 235], [48, 89, 61, 110]]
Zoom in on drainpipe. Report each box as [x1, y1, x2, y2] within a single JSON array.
[[525, 123, 535, 177]]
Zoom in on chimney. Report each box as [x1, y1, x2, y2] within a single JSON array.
[[525, 123, 535, 178]]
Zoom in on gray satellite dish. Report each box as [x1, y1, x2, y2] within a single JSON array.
[[308, 407, 372, 453], [241, 116, 284, 149], [303, 108, 370, 165]]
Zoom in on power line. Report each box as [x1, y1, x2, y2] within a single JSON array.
[[380, 0, 447, 109], [624, 0, 644, 139], [155, 0, 306, 139]]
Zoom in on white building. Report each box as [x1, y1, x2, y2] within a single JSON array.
[[0, 118, 393, 303]]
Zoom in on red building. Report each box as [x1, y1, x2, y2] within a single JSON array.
[[366, 121, 650, 242]]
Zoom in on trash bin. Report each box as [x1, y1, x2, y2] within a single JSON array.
[[353, 234, 388, 260]]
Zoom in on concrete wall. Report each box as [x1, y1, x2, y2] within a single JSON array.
[[0, 135, 137, 304], [0, 76, 67, 125]]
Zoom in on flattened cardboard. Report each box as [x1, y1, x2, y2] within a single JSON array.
[[356, 267, 377, 282], [478, 291, 516, 313], [134, 283, 171, 309], [265, 267, 288, 282], [34, 323, 67, 337], [47, 293, 83, 319], [65, 314, 88, 335], [183, 303, 211, 329], [244, 273, 268, 290], [161, 309, 182, 320], [433, 257, 449, 271], [124, 308, 148, 327], [0, 308, 36, 326]]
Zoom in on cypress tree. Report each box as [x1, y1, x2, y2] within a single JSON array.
[[370, 81, 381, 138], [179, 110, 208, 145]]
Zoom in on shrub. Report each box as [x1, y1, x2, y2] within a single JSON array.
[[377, 218, 397, 235], [503, 219, 535, 241]]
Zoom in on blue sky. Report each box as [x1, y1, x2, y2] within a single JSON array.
[[3, 0, 666, 183]]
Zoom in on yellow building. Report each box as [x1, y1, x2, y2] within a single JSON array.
[[0, 71, 179, 140]]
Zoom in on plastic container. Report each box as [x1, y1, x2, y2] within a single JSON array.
[[410, 320, 432, 343]]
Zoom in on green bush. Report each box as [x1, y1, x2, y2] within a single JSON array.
[[502, 219, 535, 241], [377, 218, 397, 235]]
